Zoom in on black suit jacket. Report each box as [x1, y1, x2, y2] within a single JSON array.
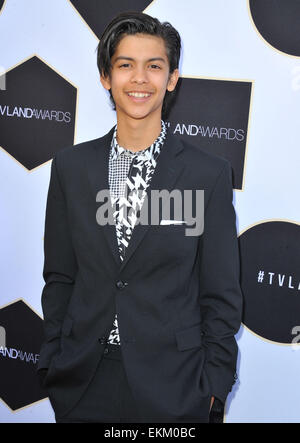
[[37, 127, 242, 422]]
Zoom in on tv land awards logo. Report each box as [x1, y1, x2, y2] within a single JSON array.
[[249, 0, 300, 57], [0, 300, 47, 411], [239, 221, 300, 344], [166, 77, 252, 190], [0, 55, 77, 170], [0, 346, 39, 364], [69, 0, 154, 40], [0, 105, 72, 123], [168, 122, 245, 142]]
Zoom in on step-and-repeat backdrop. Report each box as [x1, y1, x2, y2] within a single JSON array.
[[0, 0, 299, 423]]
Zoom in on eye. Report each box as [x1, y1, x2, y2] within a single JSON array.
[[149, 64, 161, 69], [119, 63, 131, 68]]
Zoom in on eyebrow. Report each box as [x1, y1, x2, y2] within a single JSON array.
[[113, 56, 167, 64]]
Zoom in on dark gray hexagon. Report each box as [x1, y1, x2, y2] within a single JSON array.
[[70, 0, 154, 40], [0, 300, 47, 410], [0, 56, 77, 170], [165, 77, 252, 190]]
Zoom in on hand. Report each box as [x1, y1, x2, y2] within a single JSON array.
[[209, 396, 215, 412]]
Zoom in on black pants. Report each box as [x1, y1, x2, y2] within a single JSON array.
[[55, 344, 141, 423]]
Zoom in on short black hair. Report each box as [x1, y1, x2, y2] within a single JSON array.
[[97, 11, 181, 118]]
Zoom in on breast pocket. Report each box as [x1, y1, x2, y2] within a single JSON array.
[[150, 224, 188, 236]]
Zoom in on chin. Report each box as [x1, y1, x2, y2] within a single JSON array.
[[116, 102, 162, 121], [128, 106, 162, 120], [129, 112, 153, 120]]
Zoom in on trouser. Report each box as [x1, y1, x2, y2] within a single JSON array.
[[55, 344, 141, 423]]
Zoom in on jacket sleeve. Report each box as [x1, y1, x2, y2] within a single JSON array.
[[38, 155, 78, 372], [199, 160, 242, 404]]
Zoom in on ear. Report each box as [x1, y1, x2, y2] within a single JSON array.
[[167, 69, 179, 92], [100, 74, 111, 91]]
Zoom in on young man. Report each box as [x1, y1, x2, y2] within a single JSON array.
[[37, 12, 242, 423]]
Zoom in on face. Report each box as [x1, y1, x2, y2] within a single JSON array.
[[100, 33, 179, 123]]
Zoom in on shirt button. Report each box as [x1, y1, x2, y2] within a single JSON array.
[[116, 280, 128, 290], [104, 348, 109, 354]]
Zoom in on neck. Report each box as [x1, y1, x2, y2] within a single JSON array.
[[116, 114, 163, 152]]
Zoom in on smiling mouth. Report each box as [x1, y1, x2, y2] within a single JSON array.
[[127, 92, 152, 98]]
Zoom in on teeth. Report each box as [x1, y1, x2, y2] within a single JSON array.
[[128, 92, 151, 98]]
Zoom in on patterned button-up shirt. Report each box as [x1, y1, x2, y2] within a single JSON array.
[[107, 120, 167, 345]]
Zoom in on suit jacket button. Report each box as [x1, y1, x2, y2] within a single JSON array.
[[116, 281, 128, 290]]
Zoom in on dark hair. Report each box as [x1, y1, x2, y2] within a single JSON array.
[[97, 11, 181, 117]]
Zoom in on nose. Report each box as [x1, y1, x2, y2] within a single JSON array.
[[130, 66, 149, 84]]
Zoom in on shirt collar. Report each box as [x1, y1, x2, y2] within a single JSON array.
[[110, 120, 167, 162]]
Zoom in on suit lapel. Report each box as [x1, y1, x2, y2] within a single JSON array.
[[86, 127, 122, 268], [119, 131, 185, 271], [86, 127, 186, 272]]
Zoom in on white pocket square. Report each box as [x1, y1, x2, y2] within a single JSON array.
[[160, 219, 187, 225]]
